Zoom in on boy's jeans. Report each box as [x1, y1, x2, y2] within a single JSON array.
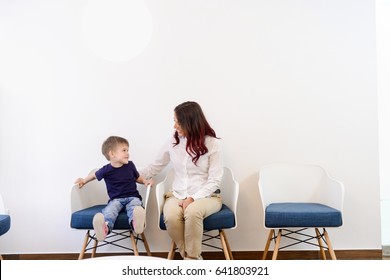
[[102, 196, 143, 231]]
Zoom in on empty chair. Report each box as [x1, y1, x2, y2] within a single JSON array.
[[156, 166, 239, 260], [0, 192, 11, 260], [258, 163, 344, 260], [70, 169, 151, 259]]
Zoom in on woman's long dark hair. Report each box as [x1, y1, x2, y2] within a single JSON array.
[[173, 101, 218, 165]]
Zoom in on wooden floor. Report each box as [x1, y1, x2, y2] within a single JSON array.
[[1, 250, 386, 260]]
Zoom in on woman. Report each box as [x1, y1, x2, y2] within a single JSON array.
[[142, 101, 223, 259]]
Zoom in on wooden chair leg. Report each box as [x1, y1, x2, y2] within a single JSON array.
[[141, 233, 152, 256], [130, 232, 139, 256], [78, 230, 90, 260], [91, 238, 98, 258], [262, 230, 274, 260], [219, 230, 233, 260], [167, 241, 176, 259], [271, 229, 282, 260], [323, 228, 337, 260], [221, 230, 234, 260], [315, 228, 327, 260]]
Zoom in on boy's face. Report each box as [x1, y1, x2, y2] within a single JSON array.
[[109, 143, 129, 165]]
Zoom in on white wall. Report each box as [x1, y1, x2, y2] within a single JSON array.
[[0, 0, 381, 254], [377, 0, 390, 247]]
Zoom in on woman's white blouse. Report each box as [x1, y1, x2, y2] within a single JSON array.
[[141, 136, 223, 200]]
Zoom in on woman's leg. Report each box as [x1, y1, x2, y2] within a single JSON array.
[[184, 196, 222, 259], [163, 194, 186, 258]]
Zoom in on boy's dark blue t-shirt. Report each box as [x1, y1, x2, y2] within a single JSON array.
[[95, 161, 141, 201]]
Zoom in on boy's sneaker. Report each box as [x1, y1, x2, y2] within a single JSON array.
[[93, 213, 108, 242], [132, 206, 146, 234]]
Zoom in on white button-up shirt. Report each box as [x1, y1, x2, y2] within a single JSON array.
[[141, 136, 223, 200]]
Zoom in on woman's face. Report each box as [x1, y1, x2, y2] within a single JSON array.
[[174, 113, 186, 137]]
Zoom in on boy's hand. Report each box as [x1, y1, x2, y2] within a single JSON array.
[[74, 178, 85, 188], [74, 173, 96, 188], [145, 178, 154, 187]]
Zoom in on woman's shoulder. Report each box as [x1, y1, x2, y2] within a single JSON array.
[[205, 135, 221, 143], [205, 135, 221, 148]]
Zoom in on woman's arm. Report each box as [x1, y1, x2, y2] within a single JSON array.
[[140, 138, 172, 178], [190, 138, 224, 200]]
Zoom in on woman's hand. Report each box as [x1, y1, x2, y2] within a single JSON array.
[[179, 197, 194, 210]]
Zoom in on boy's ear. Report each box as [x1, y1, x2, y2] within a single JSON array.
[[108, 150, 115, 159]]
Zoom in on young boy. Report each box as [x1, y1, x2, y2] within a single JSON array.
[[75, 136, 152, 241]]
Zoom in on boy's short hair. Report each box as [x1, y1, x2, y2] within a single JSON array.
[[102, 136, 129, 160]]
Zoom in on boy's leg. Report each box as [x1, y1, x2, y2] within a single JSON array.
[[92, 213, 108, 242], [125, 197, 145, 234], [94, 199, 122, 241]]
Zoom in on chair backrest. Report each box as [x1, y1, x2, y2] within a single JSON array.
[[0, 192, 7, 215], [71, 169, 108, 213], [220, 167, 239, 229], [156, 166, 239, 230], [71, 169, 151, 214], [155, 169, 174, 229], [258, 163, 344, 227]]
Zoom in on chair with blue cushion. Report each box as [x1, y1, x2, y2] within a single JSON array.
[[258, 163, 344, 260], [0, 192, 11, 260], [156, 166, 239, 260], [70, 169, 151, 259]]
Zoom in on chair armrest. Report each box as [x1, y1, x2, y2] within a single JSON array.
[[156, 184, 165, 214], [138, 183, 151, 210], [323, 176, 344, 212], [155, 169, 174, 229], [70, 169, 109, 213], [0, 208, 10, 215], [70, 184, 88, 213], [221, 167, 239, 215]]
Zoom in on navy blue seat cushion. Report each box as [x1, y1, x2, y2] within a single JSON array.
[[0, 214, 11, 235], [71, 205, 131, 230], [265, 202, 342, 228], [159, 204, 235, 231]]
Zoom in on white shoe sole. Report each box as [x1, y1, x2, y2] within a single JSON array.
[[93, 213, 106, 242], [133, 206, 146, 234]]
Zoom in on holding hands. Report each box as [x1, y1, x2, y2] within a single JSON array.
[[178, 197, 194, 210]]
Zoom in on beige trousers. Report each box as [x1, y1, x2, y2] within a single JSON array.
[[163, 192, 222, 259]]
